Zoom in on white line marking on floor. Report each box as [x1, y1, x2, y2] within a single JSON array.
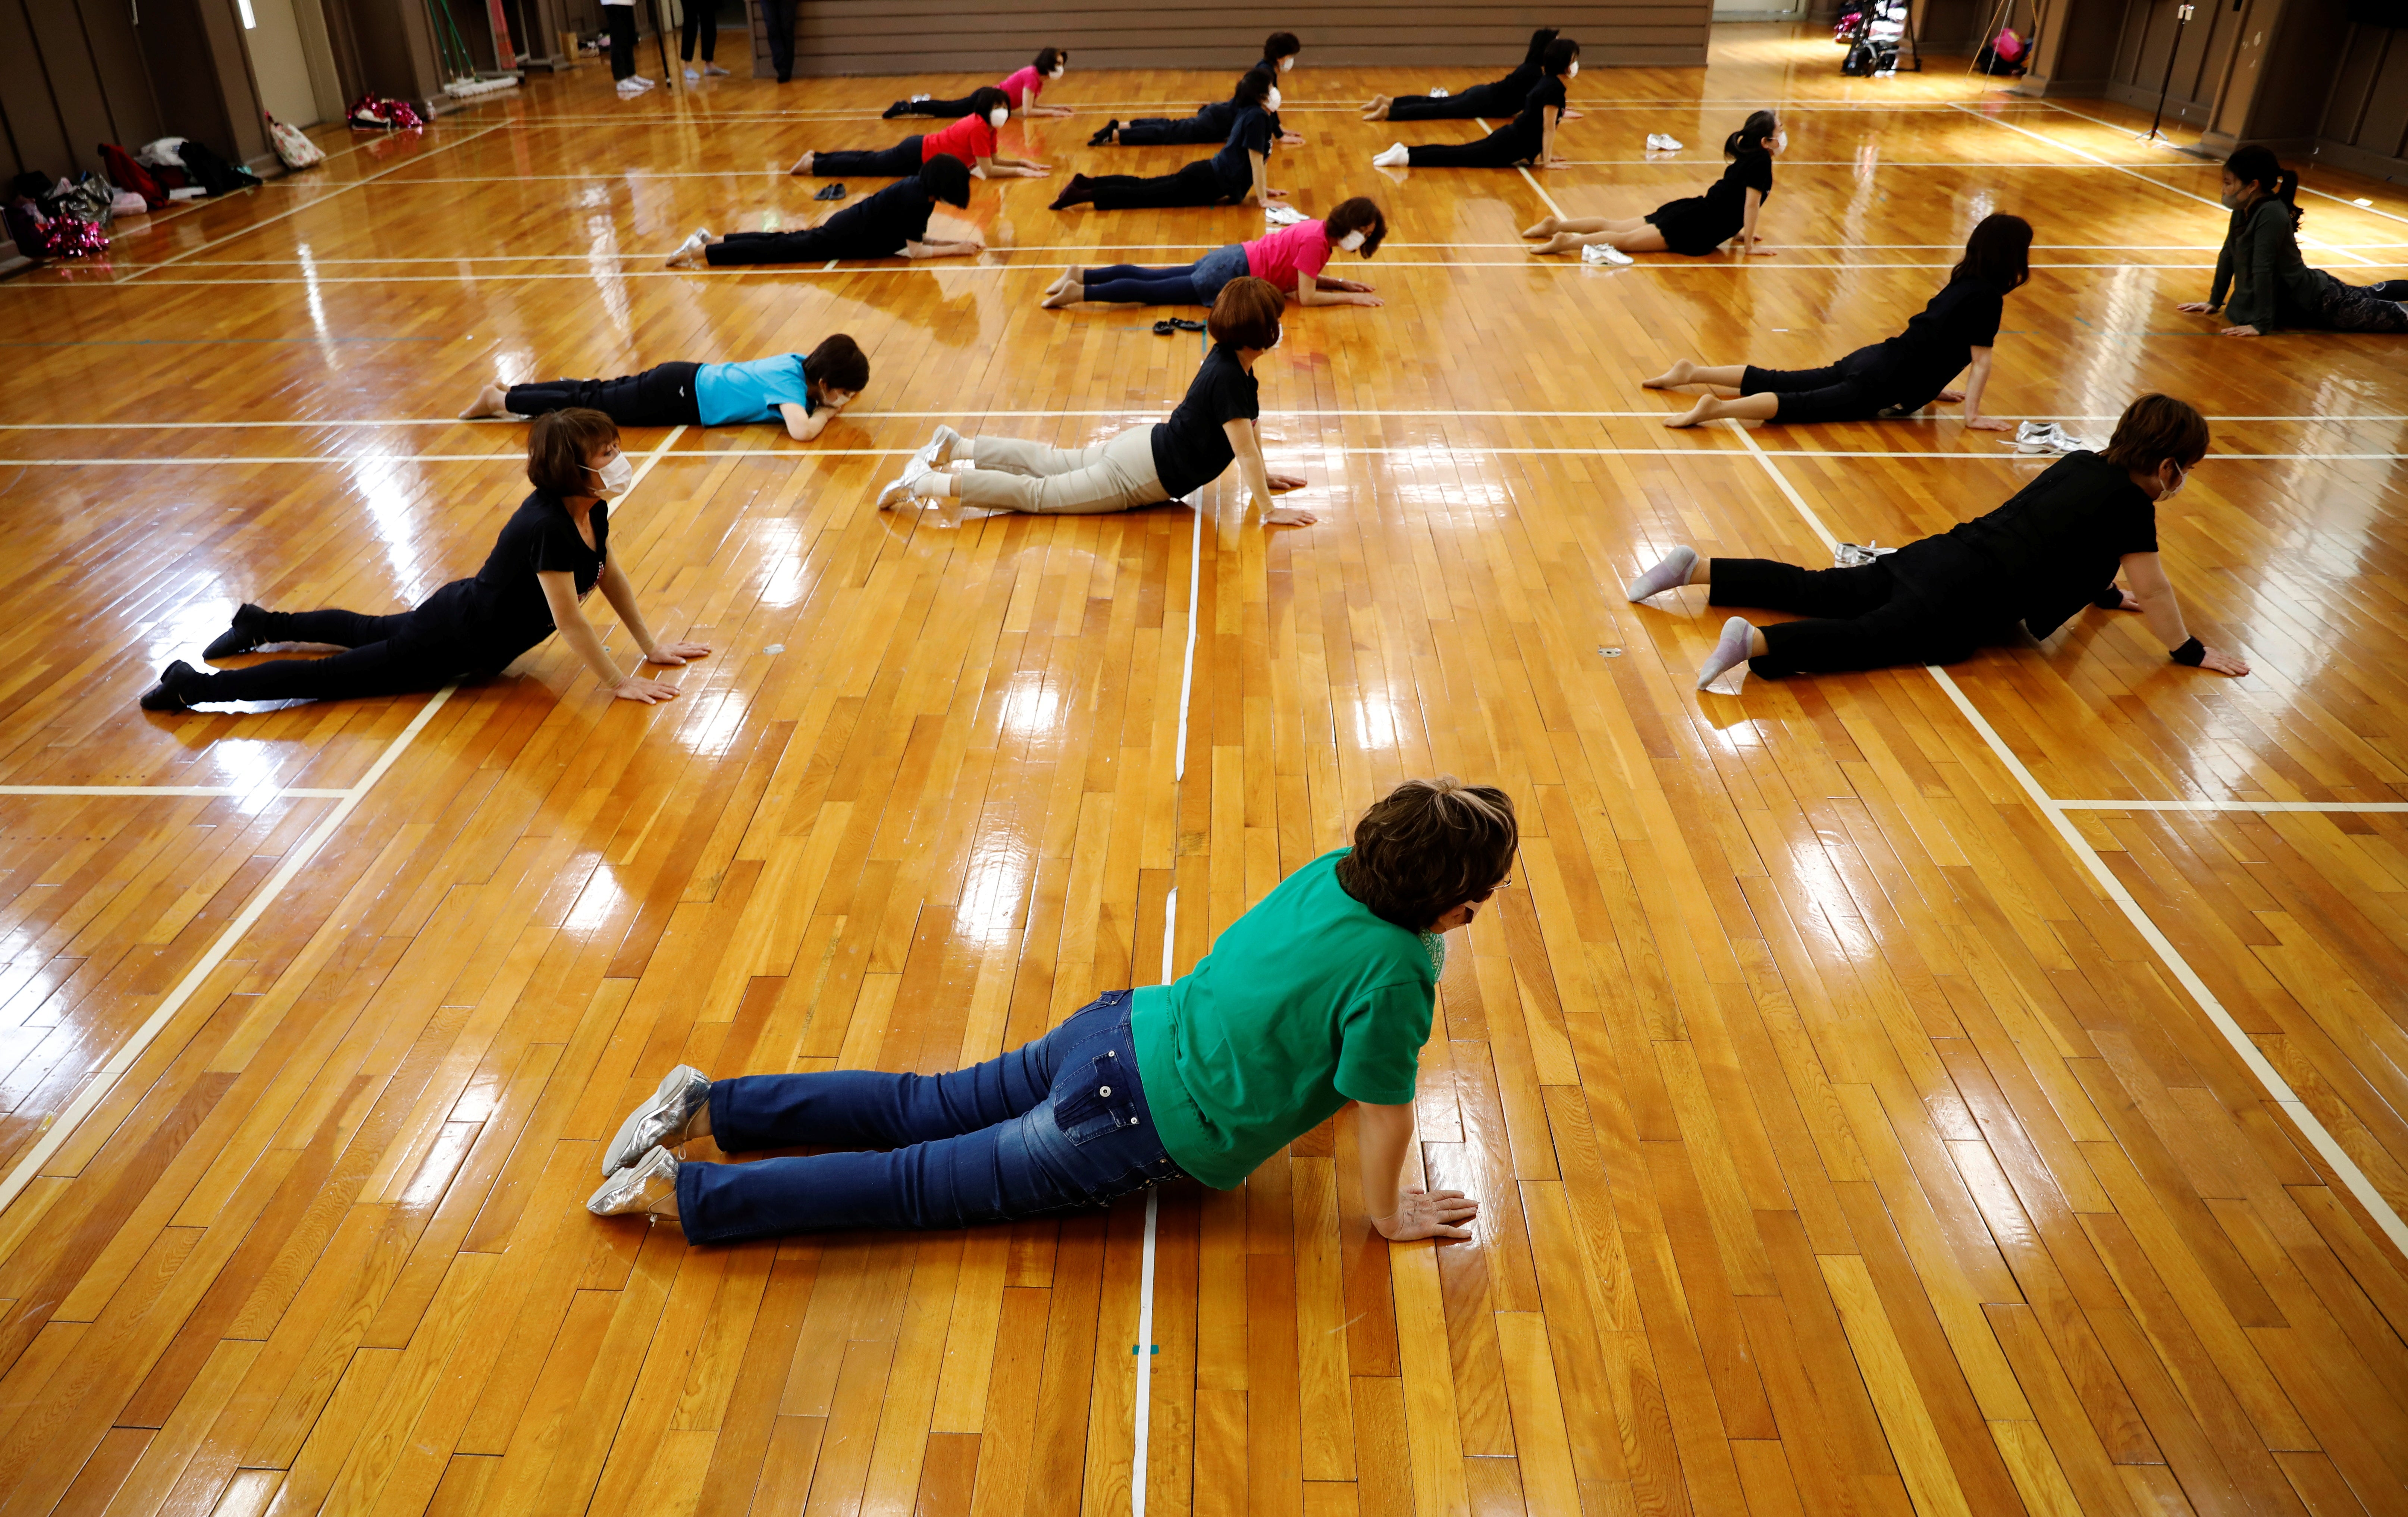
[[2054, 799, 2408, 812], [3, 411, 2394, 430], [9, 446, 2398, 466], [0, 785, 353, 797], [1949, 102, 2226, 212], [1724, 420, 2408, 1262]]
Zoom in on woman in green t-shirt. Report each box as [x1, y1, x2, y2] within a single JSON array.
[[588, 778, 1514, 1245]]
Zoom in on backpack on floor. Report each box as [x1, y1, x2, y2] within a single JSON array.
[[266, 112, 325, 169]]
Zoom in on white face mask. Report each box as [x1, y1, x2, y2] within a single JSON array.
[[1278, 54, 1293, 72], [1774, 128, 1788, 151], [1337, 229, 1365, 251], [1266, 85, 1282, 112], [587, 452, 633, 496], [2159, 460, 2187, 500], [1049, 65, 1064, 78], [1567, 61, 1579, 78], [988, 106, 1009, 128]]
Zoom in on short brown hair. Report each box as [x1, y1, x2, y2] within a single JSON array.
[[2101, 393, 2209, 472], [806, 333, 869, 395], [1335, 778, 1518, 930], [527, 408, 620, 496], [1208, 276, 1284, 350]]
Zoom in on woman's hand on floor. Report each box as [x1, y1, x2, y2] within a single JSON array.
[[612, 675, 685, 704], [2220, 323, 2261, 337], [1372, 1187, 1479, 1241], [2200, 646, 2250, 675], [2177, 301, 2217, 313], [645, 640, 713, 666]]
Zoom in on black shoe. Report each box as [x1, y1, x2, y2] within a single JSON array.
[[1088, 120, 1118, 147], [814, 183, 846, 201], [2368, 278, 2408, 301], [202, 602, 266, 660], [139, 660, 200, 712], [1049, 174, 1092, 212], [882, 101, 908, 119]]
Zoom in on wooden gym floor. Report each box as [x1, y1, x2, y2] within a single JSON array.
[[3, 21, 2408, 1516]]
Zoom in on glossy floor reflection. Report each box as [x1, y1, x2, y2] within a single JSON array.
[[1, 22, 2406, 1517]]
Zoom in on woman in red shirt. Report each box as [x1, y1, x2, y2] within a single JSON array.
[[791, 87, 1050, 180], [1041, 198, 1386, 310], [885, 47, 1073, 120]]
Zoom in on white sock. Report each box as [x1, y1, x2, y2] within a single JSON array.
[[1373, 144, 1408, 167], [1625, 545, 1698, 602], [1694, 617, 1756, 691]]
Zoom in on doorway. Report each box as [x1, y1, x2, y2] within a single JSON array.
[[239, 0, 344, 128]]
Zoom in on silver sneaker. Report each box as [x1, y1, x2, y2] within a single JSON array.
[[587, 1145, 681, 1216], [929, 423, 963, 469], [665, 226, 714, 269], [602, 1063, 710, 1175]]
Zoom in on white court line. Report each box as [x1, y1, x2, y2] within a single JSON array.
[[0, 785, 352, 797], [2055, 799, 2408, 813], [268, 162, 2235, 183], [0, 421, 687, 1221], [1948, 102, 2225, 212], [5, 410, 2397, 429], [10, 446, 2401, 466], [1724, 422, 2408, 1261]]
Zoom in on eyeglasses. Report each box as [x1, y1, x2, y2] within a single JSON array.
[[1471, 875, 1515, 902]]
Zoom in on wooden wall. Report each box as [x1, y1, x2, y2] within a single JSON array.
[[746, 1, 1715, 79], [0, 0, 279, 184], [2318, 18, 2408, 181]]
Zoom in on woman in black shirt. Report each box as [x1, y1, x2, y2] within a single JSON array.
[[665, 159, 979, 268], [1053, 74, 1284, 212], [1646, 215, 2029, 430], [1524, 110, 1779, 259], [139, 410, 709, 712], [1090, 34, 1304, 146], [1361, 28, 1560, 121], [871, 278, 1314, 524], [2176, 146, 2408, 336], [1371, 39, 1577, 169], [1621, 394, 2249, 687]]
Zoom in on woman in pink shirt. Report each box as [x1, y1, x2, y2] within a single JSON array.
[[887, 47, 1074, 120], [1042, 198, 1387, 310], [792, 87, 1051, 179]]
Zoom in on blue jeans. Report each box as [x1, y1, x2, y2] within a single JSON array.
[[675, 991, 1185, 1243], [1082, 242, 1251, 306]]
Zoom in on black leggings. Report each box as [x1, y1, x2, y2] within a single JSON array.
[[1386, 81, 1522, 120], [1740, 345, 1931, 425], [1405, 125, 1537, 168], [181, 610, 498, 704], [761, 0, 794, 80], [507, 361, 702, 427], [809, 139, 924, 177], [889, 93, 979, 118], [704, 228, 888, 265], [1084, 160, 1236, 210], [680, 3, 716, 61], [1115, 112, 1229, 146], [1710, 546, 1999, 676], [605, 4, 637, 81]]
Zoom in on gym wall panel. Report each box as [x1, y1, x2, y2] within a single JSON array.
[[746, 2, 1715, 79], [2316, 21, 2408, 179]]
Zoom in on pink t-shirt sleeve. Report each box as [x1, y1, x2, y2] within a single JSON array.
[[999, 66, 1043, 108], [1244, 220, 1332, 291]]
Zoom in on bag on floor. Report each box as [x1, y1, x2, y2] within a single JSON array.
[[347, 94, 426, 131], [266, 112, 325, 169], [4, 201, 47, 261], [99, 143, 167, 209], [137, 137, 190, 169], [53, 173, 117, 226], [174, 140, 262, 195]]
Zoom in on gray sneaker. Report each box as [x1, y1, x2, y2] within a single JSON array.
[[587, 1145, 681, 1216], [602, 1064, 710, 1175]]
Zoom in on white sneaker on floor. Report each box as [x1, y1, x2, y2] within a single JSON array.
[[629, 74, 656, 88], [876, 468, 932, 510], [665, 226, 713, 268], [929, 424, 964, 468], [603, 1064, 712, 1175], [1429, 87, 1450, 97], [684, 66, 699, 81], [617, 79, 646, 98], [1372, 144, 1409, 168], [1646, 132, 1685, 151], [586, 1145, 680, 1217], [1583, 242, 1634, 266], [703, 61, 730, 76]]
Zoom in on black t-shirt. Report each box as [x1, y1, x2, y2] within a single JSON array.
[[1507, 75, 1567, 154], [1939, 451, 2157, 636], [828, 178, 934, 256], [1875, 276, 2005, 403], [1701, 151, 1774, 229], [1211, 107, 1275, 196], [1151, 344, 1261, 497], [414, 489, 609, 658]]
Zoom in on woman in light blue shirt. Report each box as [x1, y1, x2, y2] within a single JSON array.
[[461, 334, 868, 442]]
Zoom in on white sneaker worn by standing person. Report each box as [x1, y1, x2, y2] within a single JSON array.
[[617, 79, 645, 98], [629, 74, 656, 90], [665, 226, 713, 268], [684, 66, 699, 81], [1372, 144, 1410, 168], [1583, 242, 1634, 266], [703, 61, 730, 76], [586, 1145, 681, 1217], [602, 1063, 712, 1175]]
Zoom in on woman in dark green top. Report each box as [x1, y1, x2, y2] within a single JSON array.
[[2180, 146, 2408, 336], [588, 779, 1514, 1245]]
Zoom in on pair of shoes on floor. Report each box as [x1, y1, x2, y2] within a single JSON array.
[[874, 425, 965, 508], [139, 659, 201, 712], [1088, 119, 1120, 146], [2009, 420, 2089, 454], [1263, 203, 1304, 227], [1153, 317, 1207, 335], [1371, 143, 1410, 168], [1645, 132, 1685, 151], [684, 62, 728, 81], [142, 601, 273, 710], [813, 183, 846, 201], [1582, 242, 1634, 266], [665, 226, 714, 268], [585, 1063, 712, 1217], [616, 76, 655, 98]]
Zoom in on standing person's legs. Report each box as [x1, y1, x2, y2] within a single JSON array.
[[807, 140, 924, 177], [762, 0, 796, 81], [605, 4, 636, 81], [673, 993, 1186, 1239], [703, 228, 834, 266], [952, 429, 1169, 514], [679, 2, 715, 61]]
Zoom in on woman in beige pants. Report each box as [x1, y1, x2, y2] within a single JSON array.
[[877, 278, 1316, 524]]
